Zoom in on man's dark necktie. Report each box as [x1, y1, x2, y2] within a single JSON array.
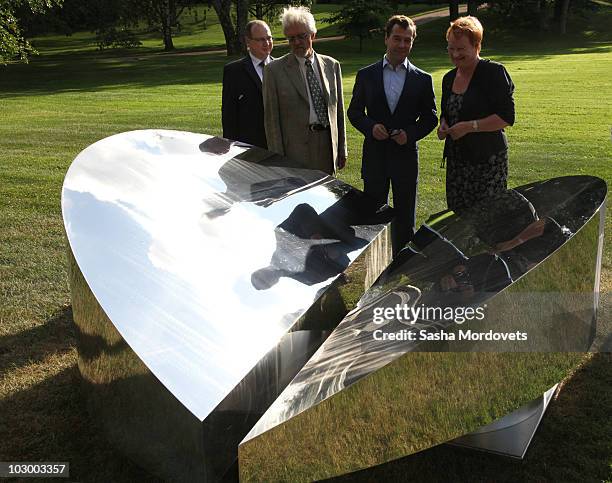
[[304, 58, 329, 127]]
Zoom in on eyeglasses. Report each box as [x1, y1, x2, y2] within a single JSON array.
[[286, 32, 310, 43], [249, 36, 273, 43]]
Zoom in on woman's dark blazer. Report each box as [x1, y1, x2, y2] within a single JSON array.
[[441, 58, 515, 163]]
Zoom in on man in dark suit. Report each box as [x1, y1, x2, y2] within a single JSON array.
[[222, 20, 274, 148], [348, 15, 437, 256]]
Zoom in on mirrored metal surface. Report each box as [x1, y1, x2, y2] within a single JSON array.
[[239, 176, 607, 481], [62, 130, 393, 481], [449, 384, 559, 459], [64, 134, 606, 483]]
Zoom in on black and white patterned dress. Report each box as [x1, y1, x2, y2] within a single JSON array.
[[445, 92, 508, 214]]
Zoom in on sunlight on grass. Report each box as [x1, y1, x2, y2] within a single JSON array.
[[0, 3, 611, 481]]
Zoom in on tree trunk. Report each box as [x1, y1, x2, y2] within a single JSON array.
[[449, 0, 459, 21], [162, 26, 175, 50], [211, 0, 238, 55], [161, 0, 176, 51], [554, 0, 563, 21], [559, 0, 570, 34], [467, 1, 479, 16], [538, 0, 549, 31], [235, 0, 248, 54]]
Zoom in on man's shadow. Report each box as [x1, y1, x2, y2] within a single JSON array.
[[251, 203, 369, 290]]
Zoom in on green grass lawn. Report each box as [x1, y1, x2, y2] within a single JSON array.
[[0, 3, 611, 482]]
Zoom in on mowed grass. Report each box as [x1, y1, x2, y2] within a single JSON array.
[[0, 4, 611, 482]]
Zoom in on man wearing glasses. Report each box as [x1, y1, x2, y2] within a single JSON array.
[[263, 6, 347, 175], [222, 20, 274, 149], [348, 15, 437, 256]]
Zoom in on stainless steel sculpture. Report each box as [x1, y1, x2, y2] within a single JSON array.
[[62, 130, 393, 481], [239, 176, 607, 481], [62, 130, 606, 482]]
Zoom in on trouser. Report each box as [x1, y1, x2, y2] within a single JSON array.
[[363, 174, 417, 257], [306, 129, 334, 175]]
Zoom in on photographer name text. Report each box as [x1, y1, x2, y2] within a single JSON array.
[[372, 329, 528, 341]]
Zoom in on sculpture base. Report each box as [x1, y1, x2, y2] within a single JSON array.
[[449, 384, 558, 459]]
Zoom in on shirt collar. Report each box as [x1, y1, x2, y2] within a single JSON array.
[[296, 50, 316, 66], [249, 52, 270, 66], [383, 55, 409, 71]]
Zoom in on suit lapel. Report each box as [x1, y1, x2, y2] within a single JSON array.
[[242, 56, 262, 92], [376, 60, 392, 117], [284, 54, 309, 104], [314, 53, 330, 103]]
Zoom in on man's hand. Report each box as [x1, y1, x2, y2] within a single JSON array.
[[446, 121, 472, 141], [437, 118, 449, 140], [390, 129, 407, 145], [372, 123, 389, 141], [337, 155, 347, 170]]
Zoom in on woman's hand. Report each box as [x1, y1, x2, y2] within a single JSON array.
[[446, 121, 472, 140], [437, 118, 449, 140]]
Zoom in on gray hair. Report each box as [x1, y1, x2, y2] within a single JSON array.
[[245, 19, 270, 38], [281, 6, 317, 34]]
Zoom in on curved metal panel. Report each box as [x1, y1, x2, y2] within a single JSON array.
[[239, 176, 607, 481], [63, 132, 606, 482], [62, 130, 393, 481]]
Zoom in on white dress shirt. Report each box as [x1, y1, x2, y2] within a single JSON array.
[[382, 55, 408, 114], [249, 52, 271, 81]]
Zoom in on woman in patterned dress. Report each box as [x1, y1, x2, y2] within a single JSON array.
[[437, 16, 515, 214]]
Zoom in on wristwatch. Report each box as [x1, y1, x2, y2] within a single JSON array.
[[472, 120, 479, 131]]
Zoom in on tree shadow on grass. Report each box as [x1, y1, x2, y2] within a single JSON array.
[[0, 52, 230, 98], [1, 9, 610, 99], [0, 364, 162, 482], [0, 305, 75, 378], [325, 352, 612, 483]]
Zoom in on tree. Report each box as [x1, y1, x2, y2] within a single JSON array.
[[1, 0, 63, 63], [210, 0, 248, 55], [211, 0, 311, 56], [326, 0, 390, 52], [487, 0, 583, 34], [249, 0, 281, 21], [557, 0, 570, 34], [16, 0, 123, 37], [467, 0, 480, 16], [137, 0, 197, 51], [249, 0, 310, 23], [449, 0, 459, 21]]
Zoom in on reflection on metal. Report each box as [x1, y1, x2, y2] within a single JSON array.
[[63, 131, 606, 481], [239, 176, 607, 481], [62, 130, 393, 481], [449, 384, 558, 458]]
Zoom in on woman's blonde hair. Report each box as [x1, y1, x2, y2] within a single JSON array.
[[446, 16, 483, 48]]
